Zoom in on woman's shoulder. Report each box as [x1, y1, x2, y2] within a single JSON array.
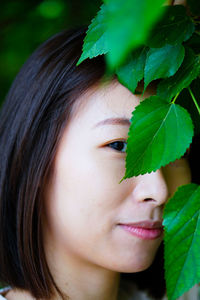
[[0, 286, 12, 299]]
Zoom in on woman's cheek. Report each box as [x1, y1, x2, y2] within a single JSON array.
[[162, 158, 192, 197], [102, 154, 126, 182], [93, 144, 125, 178]]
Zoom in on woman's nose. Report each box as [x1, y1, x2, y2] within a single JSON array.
[[130, 169, 169, 206]]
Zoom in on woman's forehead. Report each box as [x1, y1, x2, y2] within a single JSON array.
[[70, 79, 156, 122]]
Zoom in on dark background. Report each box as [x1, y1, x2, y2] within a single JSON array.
[[0, 0, 101, 106]]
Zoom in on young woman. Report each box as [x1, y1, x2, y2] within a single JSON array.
[[0, 26, 199, 300]]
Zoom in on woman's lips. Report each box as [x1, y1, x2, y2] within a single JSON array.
[[118, 221, 164, 240]]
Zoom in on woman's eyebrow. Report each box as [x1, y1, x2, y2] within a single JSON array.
[[93, 118, 131, 129]]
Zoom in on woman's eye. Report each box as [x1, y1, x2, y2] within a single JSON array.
[[107, 141, 127, 153]]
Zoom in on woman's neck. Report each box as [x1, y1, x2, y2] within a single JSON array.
[[43, 235, 121, 300], [47, 247, 121, 300], [5, 269, 120, 300]]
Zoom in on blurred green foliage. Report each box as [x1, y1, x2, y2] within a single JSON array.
[[0, 0, 101, 105]]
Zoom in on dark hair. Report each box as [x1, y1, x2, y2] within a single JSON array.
[[0, 26, 199, 300]]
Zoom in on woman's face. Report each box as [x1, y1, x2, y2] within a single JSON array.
[[42, 80, 191, 273]]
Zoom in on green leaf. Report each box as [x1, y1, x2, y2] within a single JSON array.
[[144, 44, 185, 90], [77, 0, 166, 69], [163, 183, 200, 300], [104, 0, 166, 69], [146, 5, 195, 48], [76, 3, 109, 66], [115, 47, 148, 94], [120, 96, 194, 180], [157, 48, 200, 101]]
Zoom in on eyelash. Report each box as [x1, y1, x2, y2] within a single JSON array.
[[106, 140, 127, 153]]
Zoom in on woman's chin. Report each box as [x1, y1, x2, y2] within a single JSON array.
[[109, 255, 156, 273], [121, 262, 152, 273]]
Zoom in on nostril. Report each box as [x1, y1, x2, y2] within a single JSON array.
[[144, 198, 155, 202]]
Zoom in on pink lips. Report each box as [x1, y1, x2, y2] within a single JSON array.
[[118, 220, 163, 240]]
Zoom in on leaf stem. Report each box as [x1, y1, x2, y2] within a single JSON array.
[[188, 87, 200, 115], [171, 92, 179, 104]]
